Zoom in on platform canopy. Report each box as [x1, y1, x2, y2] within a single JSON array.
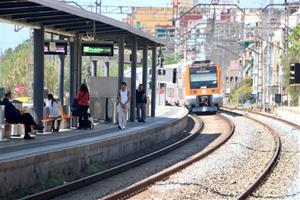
[[0, 0, 166, 47]]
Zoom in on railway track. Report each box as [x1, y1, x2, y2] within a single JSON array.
[[108, 110, 281, 200], [102, 114, 235, 200], [20, 115, 203, 200], [220, 109, 281, 200], [224, 107, 300, 200]]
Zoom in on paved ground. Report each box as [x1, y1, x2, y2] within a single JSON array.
[[0, 106, 183, 161]]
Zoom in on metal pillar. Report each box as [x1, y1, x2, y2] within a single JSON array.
[[58, 54, 64, 105], [69, 40, 75, 105], [142, 43, 148, 93], [151, 46, 157, 117], [130, 37, 137, 122], [118, 36, 125, 88], [105, 61, 110, 77], [77, 39, 82, 88], [74, 36, 80, 93], [33, 28, 44, 126], [91, 60, 97, 77]]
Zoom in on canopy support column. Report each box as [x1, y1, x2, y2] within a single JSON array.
[[118, 36, 125, 88], [69, 40, 75, 105], [142, 43, 148, 93], [151, 46, 157, 117], [130, 37, 137, 122], [58, 54, 65, 105], [33, 27, 44, 127]]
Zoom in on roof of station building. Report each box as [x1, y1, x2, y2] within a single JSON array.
[[0, 0, 167, 46]]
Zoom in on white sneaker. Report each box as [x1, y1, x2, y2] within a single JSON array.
[[122, 126, 126, 130]]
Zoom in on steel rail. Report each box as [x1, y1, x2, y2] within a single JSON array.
[[102, 114, 235, 200], [220, 108, 281, 200], [250, 110, 300, 130], [20, 115, 203, 200]]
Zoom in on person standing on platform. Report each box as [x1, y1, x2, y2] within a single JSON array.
[[46, 94, 61, 132], [117, 82, 130, 130], [1, 91, 44, 139], [136, 84, 147, 122], [76, 84, 90, 129]]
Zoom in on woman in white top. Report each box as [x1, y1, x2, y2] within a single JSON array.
[[117, 82, 130, 130], [46, 94, 61, 132]]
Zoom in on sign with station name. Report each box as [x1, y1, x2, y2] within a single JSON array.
[[44, 42, 67, 55], [82, 43, 114, 57]]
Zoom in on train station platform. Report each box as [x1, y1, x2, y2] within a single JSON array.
[[0, 106, 188, 199]]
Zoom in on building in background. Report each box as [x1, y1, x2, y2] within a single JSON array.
[[130, 7, 173, 34]]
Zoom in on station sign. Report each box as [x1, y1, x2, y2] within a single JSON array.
[[44, 41, 67, 55], [82, 43, 114, 57]]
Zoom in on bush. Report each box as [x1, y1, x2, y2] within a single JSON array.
[[229, 77, 253, 104]]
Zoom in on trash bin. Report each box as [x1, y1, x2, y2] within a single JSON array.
[[11, 102, 24, 136]]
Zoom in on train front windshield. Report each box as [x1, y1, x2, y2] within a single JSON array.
[[190, 66, 217, 89]]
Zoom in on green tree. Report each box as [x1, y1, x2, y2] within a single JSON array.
[[229, 77, 253, 104]]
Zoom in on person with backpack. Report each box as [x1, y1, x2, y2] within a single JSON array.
[[76, 84, 90, 129], [136, 84, 147, 122], [117, 82, 130, 130], [46, 94, 61, 132]]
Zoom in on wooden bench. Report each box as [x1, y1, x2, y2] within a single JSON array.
[[60, 114, 71, 129], [41, 117, 63, 133]]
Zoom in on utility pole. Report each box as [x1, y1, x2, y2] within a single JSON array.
[[284, 0, 289, 54]]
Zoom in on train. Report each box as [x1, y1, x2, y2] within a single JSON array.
[[158, 60, 223, 113]]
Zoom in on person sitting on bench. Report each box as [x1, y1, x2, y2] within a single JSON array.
[[46, 94, 61, 132], [1, 91, 44, 139]]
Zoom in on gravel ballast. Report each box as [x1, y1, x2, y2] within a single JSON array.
[[131, 113, 275, 200], [52, 115, 229, 200], [246, 113, 300, 200]]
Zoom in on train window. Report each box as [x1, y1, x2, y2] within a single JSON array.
[[230, 77, 234, 82], [158, 68, 166, 75], [235, 77, 238, 82], [226, 77, 229, 82]]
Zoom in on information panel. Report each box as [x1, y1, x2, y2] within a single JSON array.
[[82, 43, 114, 57], [44, 42, 67, 55]]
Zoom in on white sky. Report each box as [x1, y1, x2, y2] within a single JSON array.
[[0, 0, 288, 52]]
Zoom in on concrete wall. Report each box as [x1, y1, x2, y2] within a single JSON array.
[[0, 109, 188, 199], [90, 77, 131, 98]]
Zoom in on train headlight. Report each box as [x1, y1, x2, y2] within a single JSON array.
[[212, 89, 219, 93], [190, 90, 197, 95]]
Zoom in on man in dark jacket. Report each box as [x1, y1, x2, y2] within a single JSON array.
[[136, 84, 147, 122], [1, 91, 43, 139]]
